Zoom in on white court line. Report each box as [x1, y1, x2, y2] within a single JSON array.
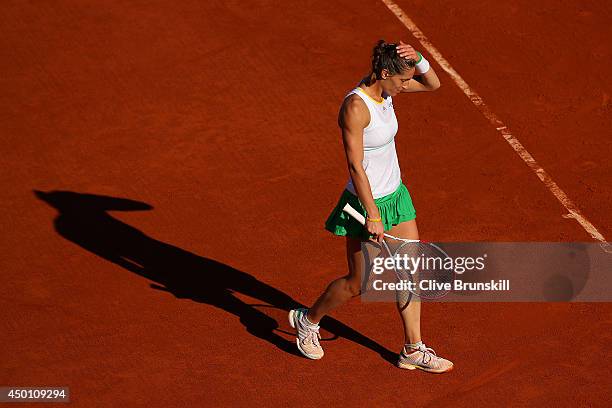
[[381, 0, 608, 244]]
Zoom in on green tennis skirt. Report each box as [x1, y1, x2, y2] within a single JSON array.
[[325, 182, 416, 239]]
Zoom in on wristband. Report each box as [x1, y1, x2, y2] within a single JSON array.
[[415, 52, 430, 74], [367, 216, 382, 223]]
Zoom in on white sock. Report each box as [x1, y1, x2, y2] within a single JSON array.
[[405, 341, 424, 351], [302, 313, 319, 329]]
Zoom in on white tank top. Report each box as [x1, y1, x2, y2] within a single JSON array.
[[345, 86, 401, 198]]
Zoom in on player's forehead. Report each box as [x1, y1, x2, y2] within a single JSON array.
[[396, 69, 415, 80]]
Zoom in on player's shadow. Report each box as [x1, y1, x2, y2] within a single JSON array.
[[35, 190, 396, 363]]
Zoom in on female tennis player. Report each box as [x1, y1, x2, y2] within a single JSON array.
[[289, 40, 453, 373]]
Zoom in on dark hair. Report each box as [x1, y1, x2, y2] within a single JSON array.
[[371, 40, 416, 80]]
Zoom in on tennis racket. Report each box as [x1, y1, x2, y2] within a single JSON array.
[[342, 203, 453, 304]]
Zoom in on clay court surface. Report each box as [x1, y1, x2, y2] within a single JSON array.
[[2, 0, 611, 406]]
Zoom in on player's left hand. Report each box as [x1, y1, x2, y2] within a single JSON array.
[[396, 41, 419, 61]]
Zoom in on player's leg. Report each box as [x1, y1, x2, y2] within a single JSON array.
[[387, 220, 421, 344], [289, 237, 365, 360], [307, 236, 364, 323], [389, 220, 453, 373]]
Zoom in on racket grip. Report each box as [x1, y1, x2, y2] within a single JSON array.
[[342, 203, 366, 225]]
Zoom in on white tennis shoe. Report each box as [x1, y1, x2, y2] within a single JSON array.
[[288, 308, 324, 360], [397, 343, 454, 373]]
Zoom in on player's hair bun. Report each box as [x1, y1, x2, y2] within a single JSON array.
[[371, 39, 416, 80]]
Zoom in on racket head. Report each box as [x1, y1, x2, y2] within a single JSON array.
[[394, 240, 454, 301], [343, 203, 453, 302], [361, 238, 454, 306]]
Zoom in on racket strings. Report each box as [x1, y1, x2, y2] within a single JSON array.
[[400, 242, 453, 298], [360, 240, 454, 301], [383, 240, 453, 301]]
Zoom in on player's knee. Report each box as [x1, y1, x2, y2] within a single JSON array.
[[346, 280, 361, 297]]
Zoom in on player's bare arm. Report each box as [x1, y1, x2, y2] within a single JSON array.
[[396, 41, 440, 92], [339, 95, 384, 240]]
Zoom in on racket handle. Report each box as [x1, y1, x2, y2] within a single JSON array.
[[343, 203, 421, 243], [342, 203, 366, 225]]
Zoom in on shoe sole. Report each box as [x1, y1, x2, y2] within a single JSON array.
[[288, 309, 323, 360], [397, 361, 454, 374]]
